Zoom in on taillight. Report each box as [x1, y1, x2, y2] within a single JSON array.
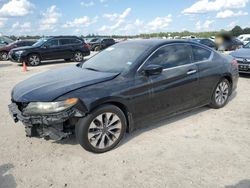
[[231, 59, 238, 66], [231, 59, 238, 69], [84, 44, 90, 49]]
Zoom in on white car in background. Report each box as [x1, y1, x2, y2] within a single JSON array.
[[238, 34, 250, 45]]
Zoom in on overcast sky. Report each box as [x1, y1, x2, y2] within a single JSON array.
[[0, 0, 249, 36]]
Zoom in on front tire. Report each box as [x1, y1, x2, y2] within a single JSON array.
[[27, 54, 41, 66], [94, 46, 101, 51], [210, 79, 231, 109], [75, 105, 127, 153]]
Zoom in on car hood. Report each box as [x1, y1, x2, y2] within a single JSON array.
[[12, 65, 119, 102], [12, 46, 35, 52], [230, 48, 250, 59]]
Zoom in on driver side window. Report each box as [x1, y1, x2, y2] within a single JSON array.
[[146, 44, 192, 69], [45, 39, 59, 48]]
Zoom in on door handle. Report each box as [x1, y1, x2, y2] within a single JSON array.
[[187, 69, 197, 75]]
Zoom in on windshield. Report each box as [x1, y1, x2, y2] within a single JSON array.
[[32, 38, 49, 47], [82, 42, 150, 73], [6, 41, 17, 46], [244, 42, 250, 48]]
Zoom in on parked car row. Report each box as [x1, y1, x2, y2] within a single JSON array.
[[85, 38, 116, 51], [0, 36, 118, 66], [8, 36, 90, 66], [0, 40, 36, 60], [237, 34, 250, 45], [230, 42, 250, 74], [190, 37, 243, 51]]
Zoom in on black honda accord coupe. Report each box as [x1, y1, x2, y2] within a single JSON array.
[[9, 40, 239, 153]]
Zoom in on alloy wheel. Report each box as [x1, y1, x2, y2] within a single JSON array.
[[29, 55, 40, 66], [74, 52, 83, 62], [215, 81, 229, 106], [88, 112, 122, 149], [1, 52, 8, 61]]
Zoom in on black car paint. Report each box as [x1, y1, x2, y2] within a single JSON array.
[[9, 40, 239, 138], [9, 36, 90, 63], [88, 38, 116, 51]]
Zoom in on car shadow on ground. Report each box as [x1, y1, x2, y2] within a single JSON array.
[[121, 106, 210, 146], [0, 163, 17, 188], [122, 91, 237, 146], [225, 179, 250, 188], [55, 92, 238, 147]]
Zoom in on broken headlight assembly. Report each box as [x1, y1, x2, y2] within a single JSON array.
[[23, 98, 79, 115]]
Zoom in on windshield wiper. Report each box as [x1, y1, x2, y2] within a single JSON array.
[[84, 67, 100, 72]]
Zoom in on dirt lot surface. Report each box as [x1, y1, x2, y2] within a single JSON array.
[[0, 55, 250, 188]]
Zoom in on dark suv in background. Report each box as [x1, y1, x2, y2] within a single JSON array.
[[0, 40, 36, 61], [9, 36, 90, 66], [189, 38, 217, 50], [87, 38, 115, 51]]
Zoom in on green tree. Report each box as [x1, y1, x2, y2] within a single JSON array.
[[230, 26, 243, 36]]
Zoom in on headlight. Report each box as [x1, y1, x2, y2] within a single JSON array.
[[23, 98, 78, 115], [15, 50, 25, 55]]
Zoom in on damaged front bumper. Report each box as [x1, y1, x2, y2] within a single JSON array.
[[8, 102, 86, 140]]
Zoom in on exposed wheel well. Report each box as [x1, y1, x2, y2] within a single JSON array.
[[223, 75, 233, 95]]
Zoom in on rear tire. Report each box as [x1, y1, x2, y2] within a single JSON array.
[[210, 79, 231, 109], [0, 51, 8, 61], [94, 46, 101, 51], [75, 105, 127, 153], [74, 51, 83, 62]]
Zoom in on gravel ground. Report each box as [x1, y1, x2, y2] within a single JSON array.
[[0, 56, 250, 188]]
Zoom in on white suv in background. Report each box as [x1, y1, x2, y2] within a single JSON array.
[[238, 34, 250, 45]]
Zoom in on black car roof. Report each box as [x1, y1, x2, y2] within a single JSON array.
[[121, 39, 195, 48], [46, 36, 82, 39]]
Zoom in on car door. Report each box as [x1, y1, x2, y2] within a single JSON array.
[[59, 39, 74, 59], [190, 44, 220, 105], [138, 43, 199, 120], [40, 39, 61, 60]]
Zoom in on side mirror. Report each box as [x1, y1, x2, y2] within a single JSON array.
[[142, 64, 163, 76], [42, 44, 48, 49]]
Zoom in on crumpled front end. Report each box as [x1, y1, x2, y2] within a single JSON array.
[[8, 101, 86, 140]]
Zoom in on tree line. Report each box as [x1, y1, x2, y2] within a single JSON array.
[[6, 25, 250, 40]]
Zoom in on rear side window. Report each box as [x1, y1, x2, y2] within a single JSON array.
[[60, 39, 71, 45], [70, 38, 82, 44], [191, 45, 211, 62], [146, 44, 192, 69]]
